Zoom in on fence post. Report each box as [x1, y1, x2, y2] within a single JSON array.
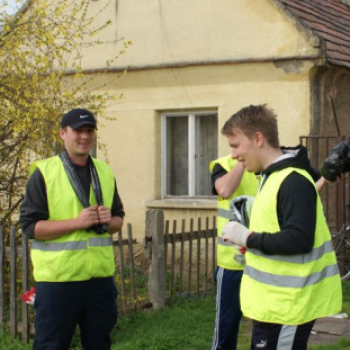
[[10, 226, 17, 337], [21, 234, 29, 343], [146, 210, 165, 310], [126, 224, 137, 313], [0, 227, 4, 329]]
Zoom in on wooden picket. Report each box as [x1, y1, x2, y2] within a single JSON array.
[[162, 216, 216, 298], [0, 214, 217, 343]]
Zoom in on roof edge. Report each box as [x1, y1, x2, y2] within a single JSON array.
[[266, 0, 323, 50]]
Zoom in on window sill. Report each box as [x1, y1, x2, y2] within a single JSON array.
[[145, 198, 217, 210]]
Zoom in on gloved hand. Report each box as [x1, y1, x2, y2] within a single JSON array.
[[321, 141, 350, 182], [222, 221, 252, 248]]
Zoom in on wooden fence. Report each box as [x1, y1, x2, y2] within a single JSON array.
[[163, 214, 216, 298], [0, 211, 217, 343]]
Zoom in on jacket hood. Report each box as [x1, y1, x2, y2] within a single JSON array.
[[263, 145, 321, 182]]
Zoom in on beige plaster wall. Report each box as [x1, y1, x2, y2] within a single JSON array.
[[84, 61, 313, 240], [75, 0, 320, 70]]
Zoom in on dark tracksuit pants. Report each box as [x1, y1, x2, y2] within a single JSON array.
[[33, 277, 118, 350], [251, 319, 315, 350], [211, 267, 243, 350]]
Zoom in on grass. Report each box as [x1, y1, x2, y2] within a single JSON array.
[[2, 282, 350, 350], [113, 282, 350, 350], [309, 339, 350, 350], [113, 292, 219, 350], [0, 329, 32, 350]]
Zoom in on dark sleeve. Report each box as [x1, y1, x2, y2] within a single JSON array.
[[111, 180, 125, 219], [19, 169, 49, 239], [309, 167, 322, 183], [211, 164, 228, 195], [246, 172, 316, 255]]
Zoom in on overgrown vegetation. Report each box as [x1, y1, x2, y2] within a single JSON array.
[[2, 282, 350, 350], [0, 0, 129, 227]]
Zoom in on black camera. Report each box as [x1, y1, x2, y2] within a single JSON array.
[[321, 141, 350, 182]]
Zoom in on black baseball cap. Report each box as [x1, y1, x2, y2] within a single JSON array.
[[61, 108, 98, 130]]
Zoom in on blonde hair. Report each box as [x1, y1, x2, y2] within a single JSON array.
[[221, 104, 280, 148]]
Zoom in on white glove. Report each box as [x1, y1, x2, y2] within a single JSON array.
[[222, 221, 252, 248]]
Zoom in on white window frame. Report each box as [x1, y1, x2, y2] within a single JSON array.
[[161, 111, 217, 198]]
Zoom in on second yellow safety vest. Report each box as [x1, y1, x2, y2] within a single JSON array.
[[209, 156, 258, 270]]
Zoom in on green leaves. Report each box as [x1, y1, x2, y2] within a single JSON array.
[[0, 0, 127, 226]]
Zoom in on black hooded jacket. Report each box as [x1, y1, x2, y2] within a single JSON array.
[[246, 145, 322, 255]]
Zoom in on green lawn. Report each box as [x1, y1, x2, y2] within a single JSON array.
[[2, 282, 350, 350], [113, 282, 350, 350]]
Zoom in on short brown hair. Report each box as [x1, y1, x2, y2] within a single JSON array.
[[221, 104, 280, 148]]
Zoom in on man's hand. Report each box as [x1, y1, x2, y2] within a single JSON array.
[[76, 205, 100, 229], [222, 221, 252, 248], [97, 205, 112, 225], [34, 205, 113, 240]]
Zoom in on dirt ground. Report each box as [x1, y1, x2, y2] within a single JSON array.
[[241, 316, 350, 346], [309, 317, 350, 345]]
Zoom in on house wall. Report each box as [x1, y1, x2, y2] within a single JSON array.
[[311, 67, 350, 137], [76, 60, 314, 239], [74, 0, 320, 70]]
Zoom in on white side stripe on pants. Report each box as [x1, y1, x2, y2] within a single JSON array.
[[211, 267, 224, 350], [276, 325, 297, 350]]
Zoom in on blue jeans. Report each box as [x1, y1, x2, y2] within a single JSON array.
[[33, 277, 118, 350], [211, 267, 243, 350]]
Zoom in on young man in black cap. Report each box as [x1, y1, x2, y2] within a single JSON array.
[[20, 108, 124, 350]]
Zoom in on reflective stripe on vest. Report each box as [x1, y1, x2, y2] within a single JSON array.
[[244, 263, 339, 288], [217, 208, 235, 221], [241, 167, 342, 325], [32, 237, 113, 251], [32, 240, 87, 251], [90, 237, 113, 247], [209, 156, 258, 270]]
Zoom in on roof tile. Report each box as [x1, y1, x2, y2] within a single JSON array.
[[277, 0, 350, 68]]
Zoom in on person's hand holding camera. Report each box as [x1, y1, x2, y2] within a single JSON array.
[[321, 141, 350, 182]]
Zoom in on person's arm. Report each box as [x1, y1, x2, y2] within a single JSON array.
[[247, 172, 317, 255], [315, 175, 343, 192], [316, 176, 328, 192], [99, 180, 125, 234], [34, 205, 101, 240], [107, 216, 124, 234], [20, 169, 49, 239], [212, 162, 245, 199]]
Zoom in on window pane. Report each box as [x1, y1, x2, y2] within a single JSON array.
[[166, 117, 188, 195], [195, 114, 218, 195]]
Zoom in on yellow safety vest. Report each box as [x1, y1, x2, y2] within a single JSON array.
[[209, 156, 258, 270], [241, 168, 342, 325], [30, 156, 116, 282]]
